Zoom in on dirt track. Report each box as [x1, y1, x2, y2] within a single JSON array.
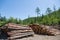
[[17, 34, 60, 40]]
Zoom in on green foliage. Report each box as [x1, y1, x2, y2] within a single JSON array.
[[46, 7, 52, 14], [36, 7, 40, 15], [0, 16, 22, 27], [23, 8, 60, 25], [0, 7, 60, 26], [0, 16, 7, 27]]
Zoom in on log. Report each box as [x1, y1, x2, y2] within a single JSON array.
[[7, 30, 33, 36], [7, 27, 31, 30], [8, 32, 34, 39], [8, 30, 33, 33], [8, 31, 34, 37]]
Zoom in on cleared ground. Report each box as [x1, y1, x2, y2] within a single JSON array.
[[17, 34, 60, 40]]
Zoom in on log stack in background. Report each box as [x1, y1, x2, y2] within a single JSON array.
[[29, 24, 60, 36], [3, 23, 34, 39]]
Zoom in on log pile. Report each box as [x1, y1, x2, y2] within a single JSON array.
[[29, 24, 60, 36], [2, 23, 34, 39]]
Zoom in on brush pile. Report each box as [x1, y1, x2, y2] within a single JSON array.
[[29, 24, 60, 36]]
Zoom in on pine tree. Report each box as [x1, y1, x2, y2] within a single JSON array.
[[36, 7, 40, 23]]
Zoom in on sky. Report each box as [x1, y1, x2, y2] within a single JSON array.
[[0, 0, 60, 20]]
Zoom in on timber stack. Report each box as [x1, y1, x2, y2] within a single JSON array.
[[2, 23, 34, 40], [29, 24, 60, 36]]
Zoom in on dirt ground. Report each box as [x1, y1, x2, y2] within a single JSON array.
[[17, 34, 60, 40]]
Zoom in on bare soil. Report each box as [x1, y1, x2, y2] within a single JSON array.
[[17, 34, 60, 40]]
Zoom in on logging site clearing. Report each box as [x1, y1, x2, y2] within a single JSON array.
[[0, 23, 60, 40]]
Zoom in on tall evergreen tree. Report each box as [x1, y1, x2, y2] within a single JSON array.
[[53, 5, 56, 11], [35, 7, 40, 23], [46, 7, 52, 14], [36, 7, 40, 17]]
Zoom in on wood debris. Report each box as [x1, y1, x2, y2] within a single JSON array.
[[29, 24, 60, 36]]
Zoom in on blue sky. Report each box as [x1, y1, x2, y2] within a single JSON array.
[[0, 0, 60, 20]]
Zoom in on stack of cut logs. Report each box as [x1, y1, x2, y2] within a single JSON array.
[[29, 24, 60, 36], [3, 23, 34, 39]]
